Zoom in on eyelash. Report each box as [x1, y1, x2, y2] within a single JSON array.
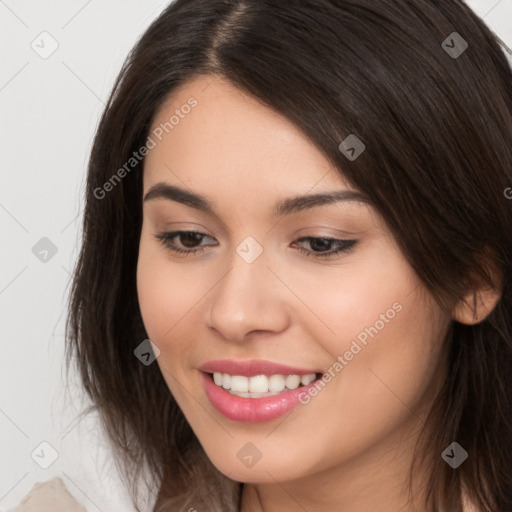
[[154, 231, 357, 259]]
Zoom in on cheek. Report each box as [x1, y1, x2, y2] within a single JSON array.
[[136, 245, 202, 405], [315, 282, 449, 452], [283, 239, 412, 343], [298, 244, 449, 435], [136, 238, 196, 344], [137, 253, 172, 342], [136, 236, 220, 379]]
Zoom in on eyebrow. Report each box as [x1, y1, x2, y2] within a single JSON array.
[[143, 182, 370, 216]]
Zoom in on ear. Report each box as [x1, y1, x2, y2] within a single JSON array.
[[451, 287, 501, 325], [451, 253, 502, 325]]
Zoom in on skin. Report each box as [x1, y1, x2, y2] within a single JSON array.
[[136, 75, 495, 511]]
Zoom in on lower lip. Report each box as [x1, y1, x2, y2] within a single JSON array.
[[200, 371, 320, 423]]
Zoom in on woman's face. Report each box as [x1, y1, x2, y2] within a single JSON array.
[[137, 75, 451, 485]]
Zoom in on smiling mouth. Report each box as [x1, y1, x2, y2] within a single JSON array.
[[206, 371, 323, 398]]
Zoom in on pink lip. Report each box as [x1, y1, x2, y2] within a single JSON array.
[[200, 372, 322, 424], [198, 359, 320, 377]]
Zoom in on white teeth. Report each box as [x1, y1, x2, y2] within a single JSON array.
[[301, 374, 316, 386], [249, 375, 268, 393], [212, 372, 317, 396], [230, 375, 249, 393], [285, 375, 301, 390], [268, 375, 286, 393]]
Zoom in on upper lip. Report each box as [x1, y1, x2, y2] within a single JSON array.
[[198, 359, 321, 377]]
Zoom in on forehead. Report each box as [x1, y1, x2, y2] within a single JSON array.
[[144, 75, 353, 193]]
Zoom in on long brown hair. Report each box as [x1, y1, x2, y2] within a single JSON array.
[[65, 1, 512, 510]]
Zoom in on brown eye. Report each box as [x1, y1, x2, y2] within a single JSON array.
[[155, 231, 215, 255], [292, 237, 357, 259]]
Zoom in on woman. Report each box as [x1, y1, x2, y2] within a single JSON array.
[[65, 1, 512, 510]]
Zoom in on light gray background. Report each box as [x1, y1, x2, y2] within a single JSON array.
[[1, 1, 511, 510]]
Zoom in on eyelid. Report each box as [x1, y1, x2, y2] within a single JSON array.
[[154, 230, 358, 260], [293, 224, 362, 238]]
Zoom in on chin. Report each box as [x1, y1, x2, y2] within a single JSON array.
[[204, 448, 307, 484]]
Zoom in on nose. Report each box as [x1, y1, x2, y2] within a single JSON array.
[[205, 247, 290, 343]]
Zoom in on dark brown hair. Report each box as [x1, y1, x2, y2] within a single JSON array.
[[65, 1, 512, 510]]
